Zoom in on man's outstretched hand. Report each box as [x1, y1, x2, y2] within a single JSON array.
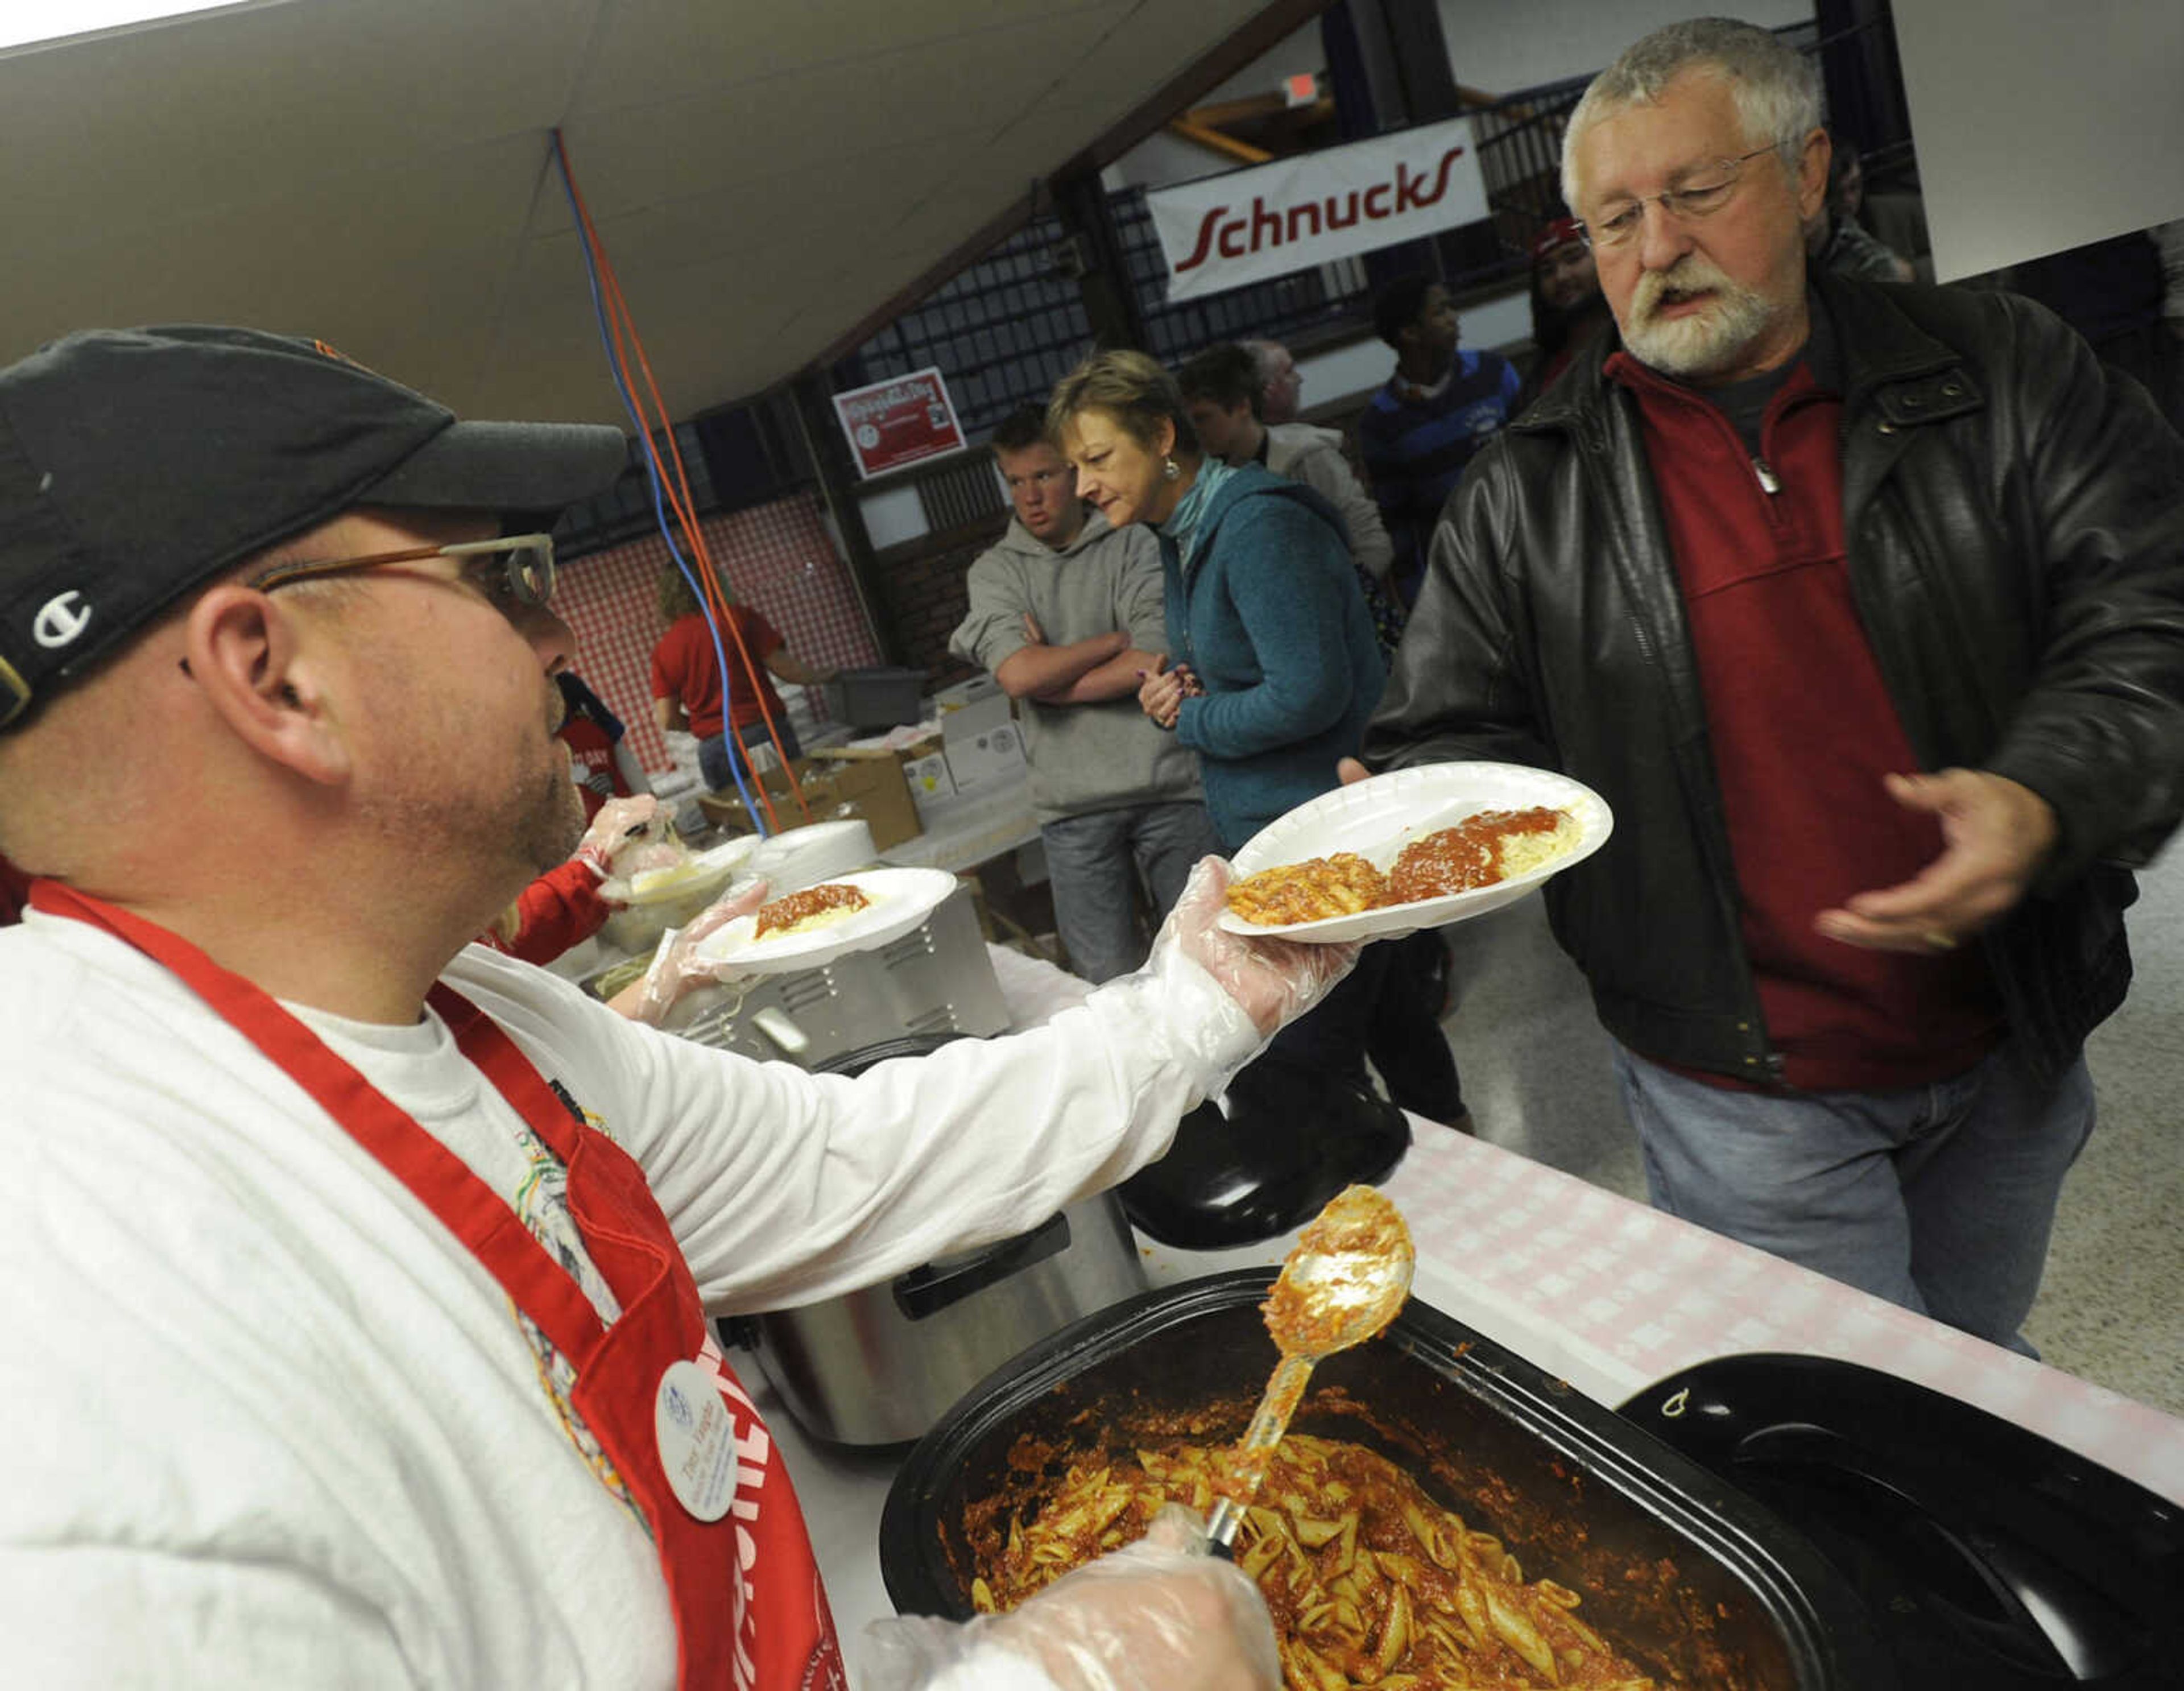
[[1815, 768, 2057, 954]]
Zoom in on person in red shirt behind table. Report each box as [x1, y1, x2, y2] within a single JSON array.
[[648, 564, 834, 792]]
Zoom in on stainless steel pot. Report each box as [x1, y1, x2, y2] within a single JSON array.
[[661, 880, 1008, 1070], [723, 1033, 1150, 1446]]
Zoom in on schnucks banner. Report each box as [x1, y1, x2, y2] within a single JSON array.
[[1145, 117, 1490, 303]]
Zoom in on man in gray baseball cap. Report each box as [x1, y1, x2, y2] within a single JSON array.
[[0, 327, 1337, 1685]]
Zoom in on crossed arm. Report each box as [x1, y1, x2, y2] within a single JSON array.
[[996, 614, 1165, 706]]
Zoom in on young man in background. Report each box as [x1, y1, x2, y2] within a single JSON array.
[[951, 406, 1218, 982]]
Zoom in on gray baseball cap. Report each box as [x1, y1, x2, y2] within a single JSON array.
[[0, 325, 631, 728]]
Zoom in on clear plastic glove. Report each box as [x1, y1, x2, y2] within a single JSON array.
[[864, 1506, 1279, 1691], [614, 876, 770, 1024], [574, 795, 664, 891], [1149, 855, 1358, 1037]]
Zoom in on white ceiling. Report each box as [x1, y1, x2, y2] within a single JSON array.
[[0, 0, 1298, 425]]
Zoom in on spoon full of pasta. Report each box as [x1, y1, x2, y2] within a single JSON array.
[[1205, 1184, 1414, 1553]]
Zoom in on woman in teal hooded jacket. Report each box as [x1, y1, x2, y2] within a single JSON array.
[[1048, 352, 1466, 1126], [1048, 354, 1382, 851]]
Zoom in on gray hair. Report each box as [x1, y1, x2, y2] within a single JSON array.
[[1561, 17, 1823, 212]]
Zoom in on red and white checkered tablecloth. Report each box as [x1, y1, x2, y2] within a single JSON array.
[[1143, 1122, 2184, 1506], [556, 493, 881, 775], [996, 956, 2184, 1504]]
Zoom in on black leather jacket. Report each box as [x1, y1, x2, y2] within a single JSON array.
[[1364, 270, 2184, 1085]]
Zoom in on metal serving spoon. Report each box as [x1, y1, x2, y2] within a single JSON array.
[[1206, 1184, 1416, 1552]]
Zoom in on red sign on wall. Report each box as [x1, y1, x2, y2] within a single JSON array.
[[831, 366, 966, 479]]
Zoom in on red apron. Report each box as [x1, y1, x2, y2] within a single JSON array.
[[33, 882, 843, 1691]]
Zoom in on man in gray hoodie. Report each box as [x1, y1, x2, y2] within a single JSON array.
[[950, 406, 1219, 982]]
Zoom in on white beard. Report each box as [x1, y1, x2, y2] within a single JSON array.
[[1621, 257, 1781, 381]]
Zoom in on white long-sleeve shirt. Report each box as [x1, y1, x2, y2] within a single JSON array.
[[0, 911, 1258, 1687]]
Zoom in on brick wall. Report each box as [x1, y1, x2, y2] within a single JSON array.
[[872, 518, 1006, 689]]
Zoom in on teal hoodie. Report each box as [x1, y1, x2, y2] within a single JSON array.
[[1160, 463, 1385, 850]]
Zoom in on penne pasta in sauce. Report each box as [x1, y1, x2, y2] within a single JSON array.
[[971, 1432, 1666, 1689]]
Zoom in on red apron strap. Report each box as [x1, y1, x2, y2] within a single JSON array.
[[31, 880, 605, 1357], [31, 878, 846, 1690]]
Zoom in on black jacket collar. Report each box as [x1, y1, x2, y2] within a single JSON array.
[[1518, 266, 1978, 437]]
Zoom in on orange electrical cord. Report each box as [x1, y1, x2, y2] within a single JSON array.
[[552, 129, 812, 829]]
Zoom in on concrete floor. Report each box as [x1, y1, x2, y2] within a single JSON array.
[[1432, 847, 2184, 1420]]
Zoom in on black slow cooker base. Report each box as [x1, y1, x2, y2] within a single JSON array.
[[1620, 1354, 2183, 1689]]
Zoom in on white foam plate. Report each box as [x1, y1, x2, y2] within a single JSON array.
[[1215, 763, 1614, 944], [690, 866, 958, 974]]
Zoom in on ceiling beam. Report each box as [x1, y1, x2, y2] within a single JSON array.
[[793, 0, 1339, 385]]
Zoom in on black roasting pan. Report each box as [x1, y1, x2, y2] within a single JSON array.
[[880, 1270, 1896, 1690]]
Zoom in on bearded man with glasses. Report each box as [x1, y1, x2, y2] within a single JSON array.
[[1356, 18, 2184, 1351]]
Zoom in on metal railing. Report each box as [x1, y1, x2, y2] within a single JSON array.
[[841, 216, 1094, 441], [837, 22, 1837, 443]]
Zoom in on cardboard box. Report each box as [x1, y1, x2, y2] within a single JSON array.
[[940, 692, 1026, 794], [929, 673, 1004, 712], [941, 690, 1012, 743], [901, 750, 957, 817], [694, 758, 828, 838], [813, 743, 941, 853], [696, 751, 924, 852], [943, 723, 1026, 793]]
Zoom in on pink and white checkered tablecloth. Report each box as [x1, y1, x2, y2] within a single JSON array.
[[738, 950, 2184, 1676], [1145, 1121, 2184, 1506], [989, 949, 2184, 1504]]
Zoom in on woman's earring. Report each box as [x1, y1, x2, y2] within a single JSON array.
[[1163, 457, 1180, 481]]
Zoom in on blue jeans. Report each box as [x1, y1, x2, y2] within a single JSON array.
[[1611, 1042, 2094, 1352], [699, 718, 802, 791], [1040, 801, 1222, 983]]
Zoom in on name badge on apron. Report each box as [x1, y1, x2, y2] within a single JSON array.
[[656, 1359, 739, 1522]]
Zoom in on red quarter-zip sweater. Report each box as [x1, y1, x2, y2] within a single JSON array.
[[1610, 346, 2001, 1091]]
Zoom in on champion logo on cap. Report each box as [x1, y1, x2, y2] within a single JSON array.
[[32, 592, 92, 651], [311, 338, 382, 378]]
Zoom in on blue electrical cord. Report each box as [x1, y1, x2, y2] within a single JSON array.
[[550, 134, 769, 835]]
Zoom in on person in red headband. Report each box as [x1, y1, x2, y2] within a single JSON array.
[[1520, 215, 1615, 407]]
